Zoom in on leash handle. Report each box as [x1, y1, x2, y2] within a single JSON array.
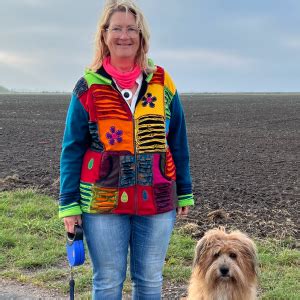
[[67, 224, 83, 244], [66, 225, 85, 267], [66, 226, 84, 300]]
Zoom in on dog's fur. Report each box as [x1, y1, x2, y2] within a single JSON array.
[[186, 228, 258, 300]]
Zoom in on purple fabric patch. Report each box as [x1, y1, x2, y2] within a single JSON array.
[[106, 126, 123, 145]]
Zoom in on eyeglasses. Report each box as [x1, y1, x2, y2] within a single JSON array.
[[105, 26, 140, 37]]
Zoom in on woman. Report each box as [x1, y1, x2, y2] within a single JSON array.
[[59, 0, 194, 298]]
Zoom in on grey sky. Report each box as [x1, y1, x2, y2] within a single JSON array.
[[0, 0, 299, 92]]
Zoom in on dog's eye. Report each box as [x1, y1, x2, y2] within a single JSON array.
[[213, 252, 220, 259], [229, 252, 237, 259]]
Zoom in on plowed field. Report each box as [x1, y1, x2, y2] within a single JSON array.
[[1, 93, 299, 239]]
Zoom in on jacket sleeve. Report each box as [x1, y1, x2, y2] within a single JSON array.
[[59, 92, 90, 218], [167, 91, 194, 207]]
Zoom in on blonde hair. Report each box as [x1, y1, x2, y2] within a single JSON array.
[[90, 0, 156, 74]]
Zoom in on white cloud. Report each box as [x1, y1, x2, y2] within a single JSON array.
[[284, 37, 300, 50], [21, 0, 45, 6], [0, 1, 298, 92], [0, 51, 35, 68], [151, 49, 256, 69]]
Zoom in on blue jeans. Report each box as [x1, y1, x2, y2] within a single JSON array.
[[82, 210, 176, 300]]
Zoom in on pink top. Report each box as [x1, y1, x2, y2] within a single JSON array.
[[102, 56, 142, 89]]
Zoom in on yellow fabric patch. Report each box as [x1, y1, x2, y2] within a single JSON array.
[[136, 115, 166, 153], [135, 84, 165, 119], [164, 70, 176, 95]]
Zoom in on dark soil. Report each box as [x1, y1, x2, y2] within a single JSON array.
[[0, 93, 299, 298]]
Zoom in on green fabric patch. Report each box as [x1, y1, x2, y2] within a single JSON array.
[[84, 69, 112, 87], [178, 194, 193, 200], [121, 191, 128, 203], [59, 204, 82, 218], [80, 182, 93, 189], [178, 194, 194, 207], [88, 158, 94, 170], [79, 181, 93, 212], [146, 58, 155, 82], [164, 86, 174, 119], [178, 198, 194, 207]]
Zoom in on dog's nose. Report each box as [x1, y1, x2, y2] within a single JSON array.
[[220, 266, 229, 276]]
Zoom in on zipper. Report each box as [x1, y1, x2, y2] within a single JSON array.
[[133, 114, 138, 215], [111, 83, 139, 215]]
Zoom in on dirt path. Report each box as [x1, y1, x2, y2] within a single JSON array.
[[0, 278, 67, 299], [0, 278, 186, 299]]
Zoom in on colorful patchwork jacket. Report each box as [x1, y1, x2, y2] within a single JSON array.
[[59, 65, 194, 218]]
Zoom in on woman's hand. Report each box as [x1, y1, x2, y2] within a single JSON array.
[[177, 206, 189, 217], [63, 215, 82, 233]]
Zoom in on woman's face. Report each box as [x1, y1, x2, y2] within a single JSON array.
[[104, 11, 140, 63]]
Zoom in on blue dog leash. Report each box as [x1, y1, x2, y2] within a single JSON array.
[[66, 224, 85, 300]]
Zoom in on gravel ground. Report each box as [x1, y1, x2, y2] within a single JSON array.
[[0, 92, 299, 299], [0, 278, 66, 299]]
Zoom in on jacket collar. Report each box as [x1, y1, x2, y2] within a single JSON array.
[[96, 66, 149, 103]]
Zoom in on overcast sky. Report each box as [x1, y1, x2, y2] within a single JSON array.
[[0, 0, 299, 92]]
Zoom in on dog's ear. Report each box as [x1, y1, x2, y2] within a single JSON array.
[[193, 235, 208, 268], [238, 233, 259, 276], [246, 238, 259, 276]]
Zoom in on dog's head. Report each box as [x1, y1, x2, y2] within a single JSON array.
[[193, 227, 258, 289]]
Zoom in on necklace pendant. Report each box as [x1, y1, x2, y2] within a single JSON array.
[[121, 89, 133, 101]]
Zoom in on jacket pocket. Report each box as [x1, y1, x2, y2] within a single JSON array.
[[81, 149, 102, 183], [153, 181, 177, 213], [152, 153, 175, 213], [120, 155, 135, 187], [137, 154, 153, 185]]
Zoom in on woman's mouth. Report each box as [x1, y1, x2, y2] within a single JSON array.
[[117, 43, 132, 46]]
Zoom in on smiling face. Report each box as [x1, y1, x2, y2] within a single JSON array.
[[104, 11, 140, 64]]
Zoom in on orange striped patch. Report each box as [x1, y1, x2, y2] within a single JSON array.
[[91, 85, 131, 121], [150, 66, 164, 85], [91, 186, 118, 213], [165, 148, 176, 180]]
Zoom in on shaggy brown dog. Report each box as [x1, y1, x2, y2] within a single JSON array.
[[186, 228, 258, 300]]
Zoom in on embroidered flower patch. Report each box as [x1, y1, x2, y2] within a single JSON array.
[[106, 126, 123, 145], [142, 93, 157, 108]]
